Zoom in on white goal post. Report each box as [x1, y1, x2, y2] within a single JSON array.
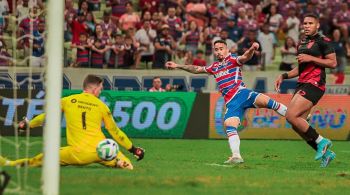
[[43, 0, 64, 194]]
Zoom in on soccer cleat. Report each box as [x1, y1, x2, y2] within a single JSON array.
[[320, 150, 336, 168], [0, 156, 8, 166], [315, 138, 332, 161], [224, 156, 244, 164]]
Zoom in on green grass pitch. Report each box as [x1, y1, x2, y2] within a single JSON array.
[[1, 137, 350, 194]]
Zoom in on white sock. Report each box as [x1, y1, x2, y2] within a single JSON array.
[[315, 135, 324, 144], [228, 134, 241, 157], [275, 103, 287, 116]]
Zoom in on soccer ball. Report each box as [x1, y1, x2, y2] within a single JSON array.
[[96, 139, 119, 161]]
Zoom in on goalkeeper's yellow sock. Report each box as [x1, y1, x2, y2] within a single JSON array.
[[0, 156, 29, 166], [0, 153, 43, 167]]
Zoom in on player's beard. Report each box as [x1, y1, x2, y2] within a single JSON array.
[[216, 54, 224, 62]]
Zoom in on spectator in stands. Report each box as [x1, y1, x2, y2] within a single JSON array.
[[64, 0, 76, 42], [319, 6, 332, 37], [173, 46, 184, 63], [216, 2, 229, 30], [69, 11, 88, 66], [141, 10, 152, 21], [285, 7, 300, 43], [333, 2, 350, 43], [266, 4, 283, 37], [135, 20, 156, 69], [119, 2, 140, 32], [71, 33, 90, 68], [192, 49, 206, 67], [31, 21, 45, 67], [153, 24, 176, 69], [0, 40, 11, 66], [164, 7, 183, 41], [18, 6, 40, 63], [150, 11, 163, 31], [238, 30, 262, 71], [108, 0, 128, 20], [203, 16, 221, 64], [185, 0, 207, 29], [279, 36, 296, 71], [90, 38, 109, 68], [139, 0, 159, 15], [255, 4, 266, 29], [109, 33, 124, 68], [85, 12, 96, 34], [226, 17, 243, 44], [100, 11, 119, 38], [149, 76, 166, 92], [245, 7, 259, 34], [16, 0, 30, 23], [70, 11, 88, 45], [213, 29, 237, 54], [87, 0, 101, 11], [237, 7, 247, 28], [181, 20, 202, 55], [78, 0, 89, 16], [207, 0, 218, 17], [0, 0, 9, 33], [258, 23, 277, 68], [331, 29, 346, 84], [121, 35, 136, 68]]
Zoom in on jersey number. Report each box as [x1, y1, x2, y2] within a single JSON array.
[[81, 112, 87, 130]]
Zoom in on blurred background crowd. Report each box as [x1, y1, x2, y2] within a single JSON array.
[[0, 0, 349, 83]]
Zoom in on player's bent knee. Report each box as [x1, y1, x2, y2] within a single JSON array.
[[224, 117, 240, 127]]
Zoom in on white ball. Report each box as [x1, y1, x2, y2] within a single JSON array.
[[96, 139, 119, 161]]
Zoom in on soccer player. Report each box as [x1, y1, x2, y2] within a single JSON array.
[[0, 75, 144, 170], [166, 40, 287, 164], [275, 13, 337, 167]]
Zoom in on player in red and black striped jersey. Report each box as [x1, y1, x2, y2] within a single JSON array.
[[275, 13, 337, 167]]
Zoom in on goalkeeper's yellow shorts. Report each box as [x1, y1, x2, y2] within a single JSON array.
[[22, 146, 133, 169]]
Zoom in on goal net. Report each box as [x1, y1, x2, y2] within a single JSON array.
[[0, 0, 63, 194]]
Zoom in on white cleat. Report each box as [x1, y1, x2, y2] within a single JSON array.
[[224, 156, 244, 164]]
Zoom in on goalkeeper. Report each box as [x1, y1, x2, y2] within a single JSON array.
[[0, 74, 144, 170]]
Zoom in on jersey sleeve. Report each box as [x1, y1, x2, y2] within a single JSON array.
[[204, 62, 215, 74], [29, 113, 46, 128], [319, 36, 335, 56], [29, 97, 68, 128], [101, 104, 133, 150]]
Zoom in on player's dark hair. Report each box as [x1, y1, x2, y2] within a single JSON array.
[[213, 40, 227, 46], [303, 13, 319, 21], [153, 76, 161, 81], [83, 75, 103, 89]]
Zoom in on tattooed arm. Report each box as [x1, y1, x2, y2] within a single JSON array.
[[165, 61, 208, 74]]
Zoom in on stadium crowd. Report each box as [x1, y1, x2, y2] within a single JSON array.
[[0, 0, 348, 82]]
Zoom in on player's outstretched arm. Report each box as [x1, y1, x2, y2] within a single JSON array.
[[165, 61, 208, 74], [274, 67, 299, 92], [238, 42, 259, 64], [103, 109, 145, 161]]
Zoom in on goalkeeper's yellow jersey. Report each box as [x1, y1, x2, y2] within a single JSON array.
[[30, 92, 132, 152]]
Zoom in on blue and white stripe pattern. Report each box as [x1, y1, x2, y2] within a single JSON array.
[[267, 99, 280, 110], [226, 126, 238, 137]]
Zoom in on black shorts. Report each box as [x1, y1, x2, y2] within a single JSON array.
[[293, 83, 324, 105]]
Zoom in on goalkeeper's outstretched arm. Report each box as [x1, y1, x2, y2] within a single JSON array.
[[103, 108, 145, 161]]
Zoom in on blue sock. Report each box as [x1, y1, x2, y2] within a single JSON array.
[[226, 126, 238, 137], [267, 99, 280, 110]]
